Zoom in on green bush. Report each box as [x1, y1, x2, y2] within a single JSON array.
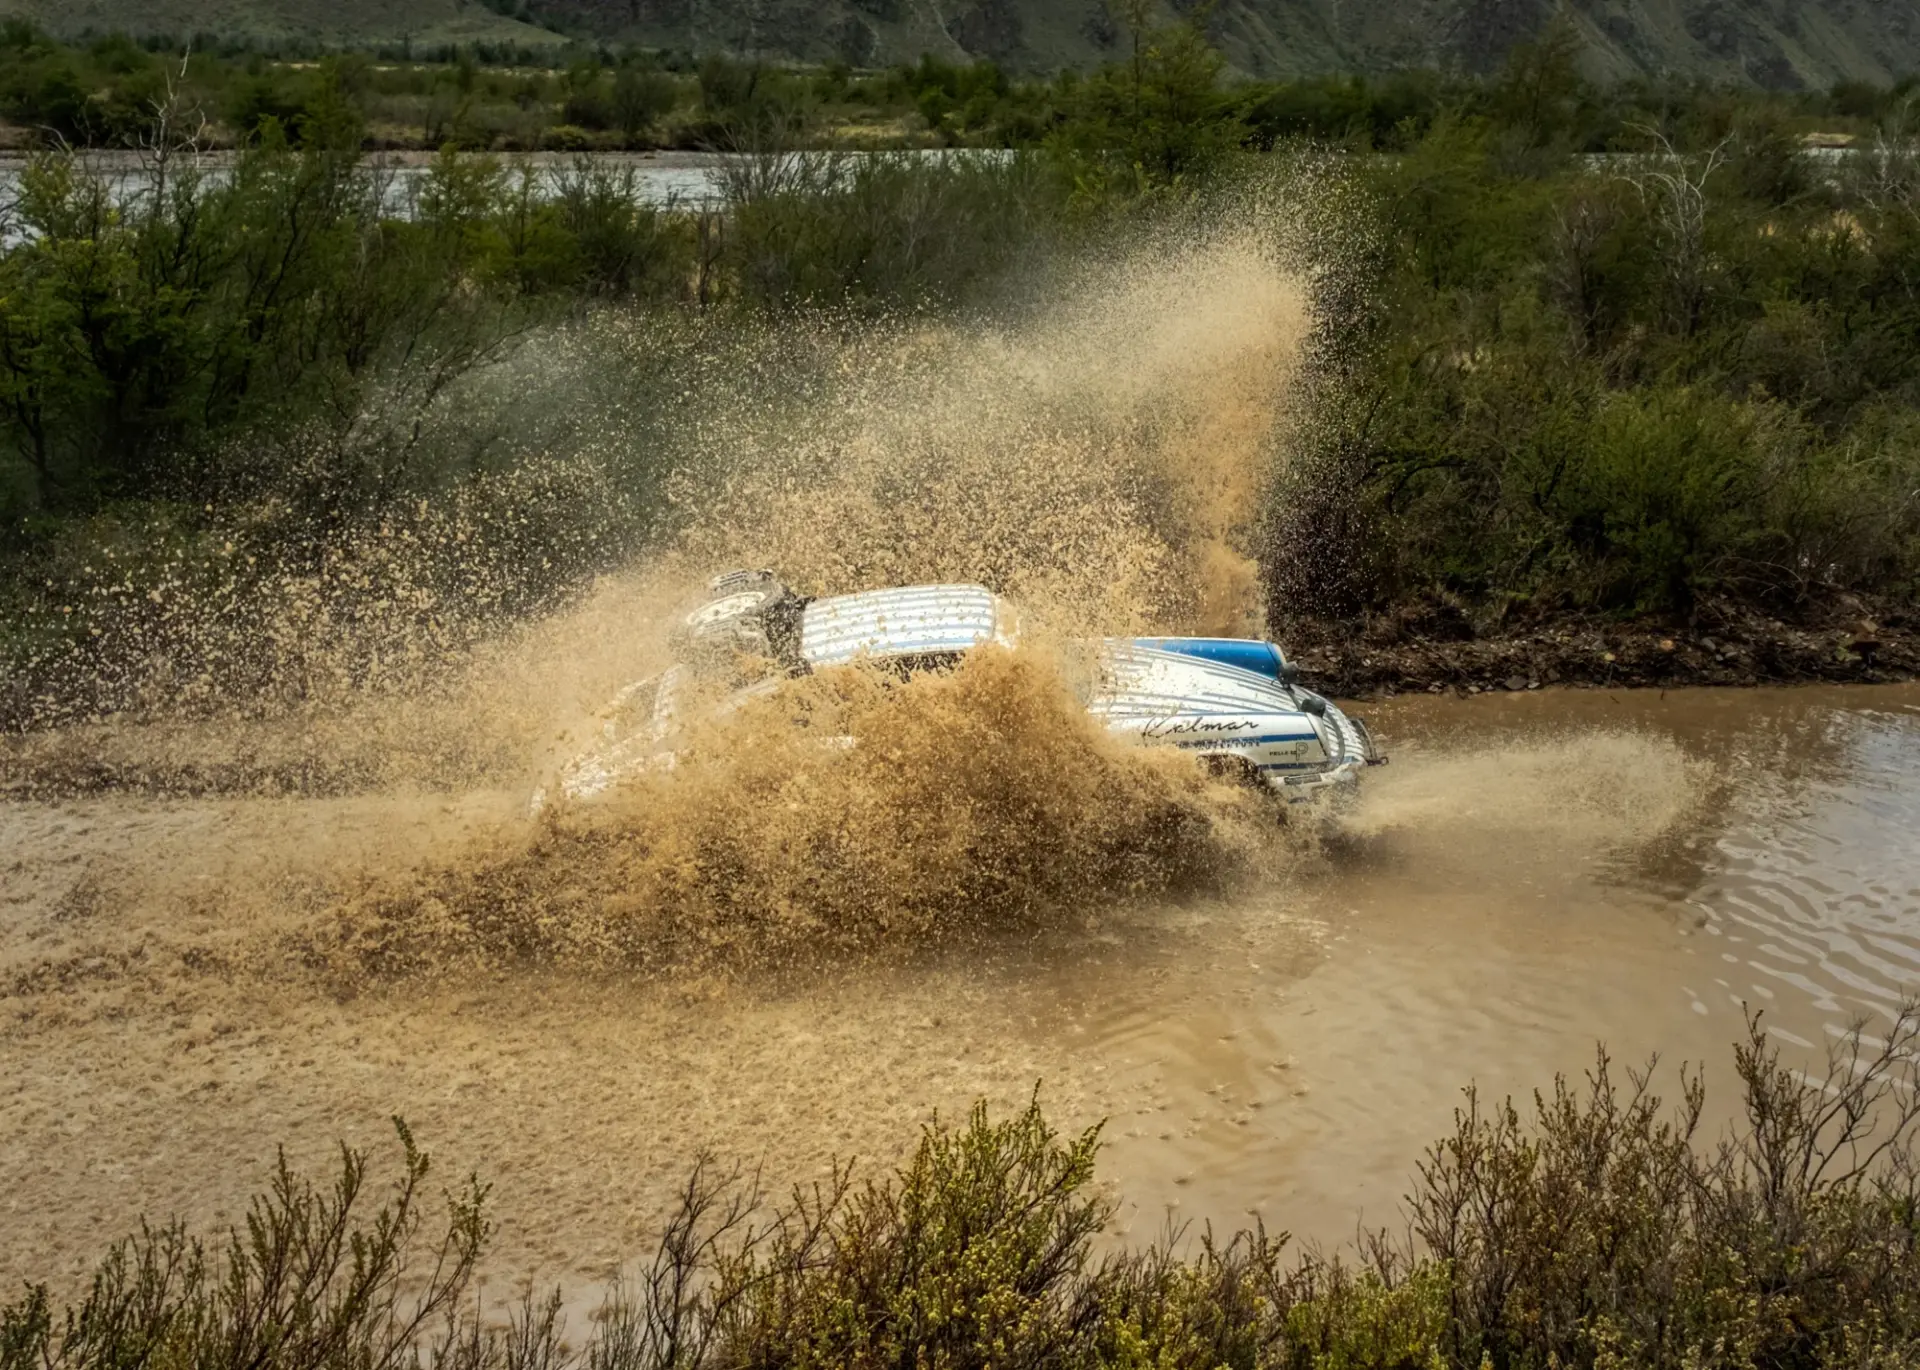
[[1274, 108, 1920, 621], [0, 130, 710, 530], [721, 151, 1067, 312], [612, 63, 679, 141]]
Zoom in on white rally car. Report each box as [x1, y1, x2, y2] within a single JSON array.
[[532, 570, 1383, 814]]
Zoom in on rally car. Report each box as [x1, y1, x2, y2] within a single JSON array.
[[531, 570, 1382, 814]]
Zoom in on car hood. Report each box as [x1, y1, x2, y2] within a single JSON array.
[[1086, 643, 1316, 724]]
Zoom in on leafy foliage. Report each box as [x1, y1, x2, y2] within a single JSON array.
[[4, 16, 1920, 705], [1270, 71, 1920, 619]]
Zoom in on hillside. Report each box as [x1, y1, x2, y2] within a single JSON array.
[[4, 0, 1917, 86], [0, 0, 564, 50], [568, 0, 1920, 85]]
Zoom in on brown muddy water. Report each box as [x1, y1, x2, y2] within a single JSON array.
[[5, 680, 1918, 1297]]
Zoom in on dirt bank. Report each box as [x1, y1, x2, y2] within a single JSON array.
[[1282, 595, 1920, 698]]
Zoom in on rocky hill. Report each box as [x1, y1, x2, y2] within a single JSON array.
[[506, 0, 1918, 86], [5, 0, 1916, 86], [0, 0, 563, 50]]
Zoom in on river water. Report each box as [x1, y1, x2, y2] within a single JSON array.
[[4, 680, 1917, 1293], [1055, 683, 1920, 1242], [0, 148, 1006, 232]]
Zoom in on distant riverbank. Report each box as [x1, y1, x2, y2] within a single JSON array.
[[1285, 596, 1919, 699]]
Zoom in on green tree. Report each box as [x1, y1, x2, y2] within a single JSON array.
[[1056, 3, 1238, 188], [612, 63, 678, 141], [1488, 15, 1588, 152]]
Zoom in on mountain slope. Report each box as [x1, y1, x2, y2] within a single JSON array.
[[481, 0, 1920, 85], [0, 0, 564, 49], [5, 0, 1915, 86]]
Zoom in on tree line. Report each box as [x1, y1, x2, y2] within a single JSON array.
[[2, 14, 1918, 722], [3, 19, 1915, 154]]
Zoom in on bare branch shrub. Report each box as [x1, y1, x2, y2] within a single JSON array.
[[9, 1017, 1920, 1370], [1615, 126, 1729, 338]]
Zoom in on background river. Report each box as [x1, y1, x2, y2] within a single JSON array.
[[0, 149, 1007, 241], [4, 681, 1918, 1294]]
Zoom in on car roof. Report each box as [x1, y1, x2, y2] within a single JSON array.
[[799, 584, 1012, 668]]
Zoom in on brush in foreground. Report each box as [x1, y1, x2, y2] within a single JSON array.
[[5, 1009, 1918, 1369]]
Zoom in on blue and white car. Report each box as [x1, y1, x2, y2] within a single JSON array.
[[532, 570, 1383, 813]]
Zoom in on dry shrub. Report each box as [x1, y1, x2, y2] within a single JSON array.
[[14, 1012, 1920, 1370], [0, 1120, 487, 1370], [1413, 1007, 1920, 1369], [320, 647, 1278, 979]]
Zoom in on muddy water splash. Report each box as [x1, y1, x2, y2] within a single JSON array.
[[300, 233, 1317, 977], [3, 229, 1315, 992], [668, 234, 1305, 638], [324, 649, 1282, 980], [1342, 730, 1709, 848]]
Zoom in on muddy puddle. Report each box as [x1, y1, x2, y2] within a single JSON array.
[[1044, 683, 1920, 1244], [6, 680, 1918, 1298]]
